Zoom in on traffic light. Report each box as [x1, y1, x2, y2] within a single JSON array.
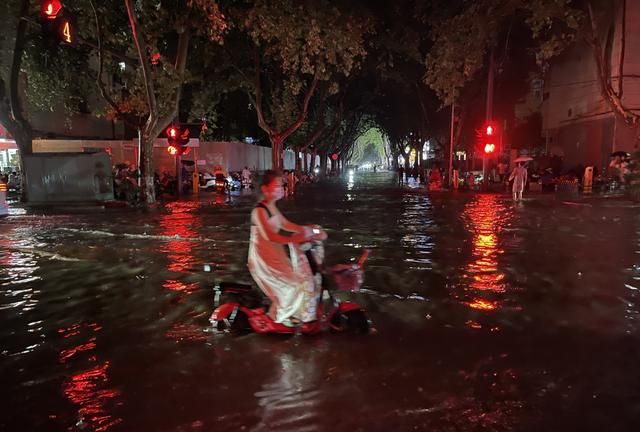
[[40, 1, 76, 46], [483, 123, 497, 155], [166, 125, 190, 155], [166, 126, 179, 140], [41, 0, 62, 19]]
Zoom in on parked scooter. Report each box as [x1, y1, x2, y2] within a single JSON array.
[[210, 246, 372, 335], [200, 172, 230, 193], [241, 178, 252, 189]]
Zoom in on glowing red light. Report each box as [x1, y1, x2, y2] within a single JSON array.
[[486, 125, 494, 136], [331, 153, 338, 161], [484, 143, 495, 154], [41, 0, 62, 19], [166, 126, 178, 139], [167, 145, 178, 155], [181, 146, 190, 155]]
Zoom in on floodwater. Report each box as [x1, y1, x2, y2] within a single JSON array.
[[1, 172, 640, 431]]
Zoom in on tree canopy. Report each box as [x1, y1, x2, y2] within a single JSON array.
[[1, 0, 624, 195]]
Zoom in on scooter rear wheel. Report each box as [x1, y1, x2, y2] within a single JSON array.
[[330, 309, 370, 334]]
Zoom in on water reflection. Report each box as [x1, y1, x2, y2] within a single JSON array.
[[59, 323, 121, 431], [254, 349, 322, 431], [399, 194, 434, 269], [347, 171, 355, 190], [461, 195, 512, 310], [158, 202, 201, 293]]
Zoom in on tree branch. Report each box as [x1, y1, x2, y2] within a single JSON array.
[[89, 0, 142, 128], [152, 27, 191, 137], [253, 46, 273, 135], [279, 75, 319, 141], [618, 0, 626, 98], [124, 0, 158, 129], [587, 1, 639, 126]]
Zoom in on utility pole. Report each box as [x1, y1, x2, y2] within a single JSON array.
[[448, 102, 455, 187]]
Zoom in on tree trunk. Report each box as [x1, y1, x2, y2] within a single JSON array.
[[1, 0, 33, 202], [141, 132, 156, 204], [587, 1, 640, 127], [295, 150, 302, 172], [270, 135, 283, 170], [303, 151, 309, 172], [319, 152, 328, 177]]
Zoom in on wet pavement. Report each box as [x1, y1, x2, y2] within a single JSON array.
[[1, 172, 640, 431]]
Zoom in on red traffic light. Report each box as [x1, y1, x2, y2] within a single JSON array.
[[484, 122, 497, 137], [41, 0, 62, 20], [331, 153, 338, 161], [166, 126, 179, 139], [484, 143, 496, 154], [166, 124, 190, 155]]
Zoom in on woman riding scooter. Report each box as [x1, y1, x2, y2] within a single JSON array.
[[248, 170, 327, 328]]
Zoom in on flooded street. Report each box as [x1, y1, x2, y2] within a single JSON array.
[[2, 172, 640, 431]]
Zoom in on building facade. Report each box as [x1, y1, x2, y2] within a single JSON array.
[[541, 0, 640, 171]]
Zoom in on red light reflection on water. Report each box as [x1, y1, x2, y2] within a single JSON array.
[[159, 202, 201, 291], [63, 362, 122, 432], [462, 195, 511, 309], [59, 323, 121, 431]]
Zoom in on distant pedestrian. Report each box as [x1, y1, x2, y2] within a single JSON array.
[[287, 170, 297, 196], [509, 162, 528, 201], [398, 166, 405, 185]]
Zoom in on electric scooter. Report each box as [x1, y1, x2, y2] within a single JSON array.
[[209, 246, 372, 335]]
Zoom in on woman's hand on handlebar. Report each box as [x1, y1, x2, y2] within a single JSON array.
[[308, 225, 327, 241]]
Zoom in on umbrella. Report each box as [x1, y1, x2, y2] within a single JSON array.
[[611, 151, 630, 158], [514, 156, 533, 163]]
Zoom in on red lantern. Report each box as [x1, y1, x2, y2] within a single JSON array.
[[167, 145, 178, 155]]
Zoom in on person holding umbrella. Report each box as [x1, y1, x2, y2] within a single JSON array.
[[510, 156, 531, 201]]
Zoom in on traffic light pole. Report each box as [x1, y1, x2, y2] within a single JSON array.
[[176, 154, 182, 198], [448, 102, 455, 188], [483, 48, 496, 190]]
